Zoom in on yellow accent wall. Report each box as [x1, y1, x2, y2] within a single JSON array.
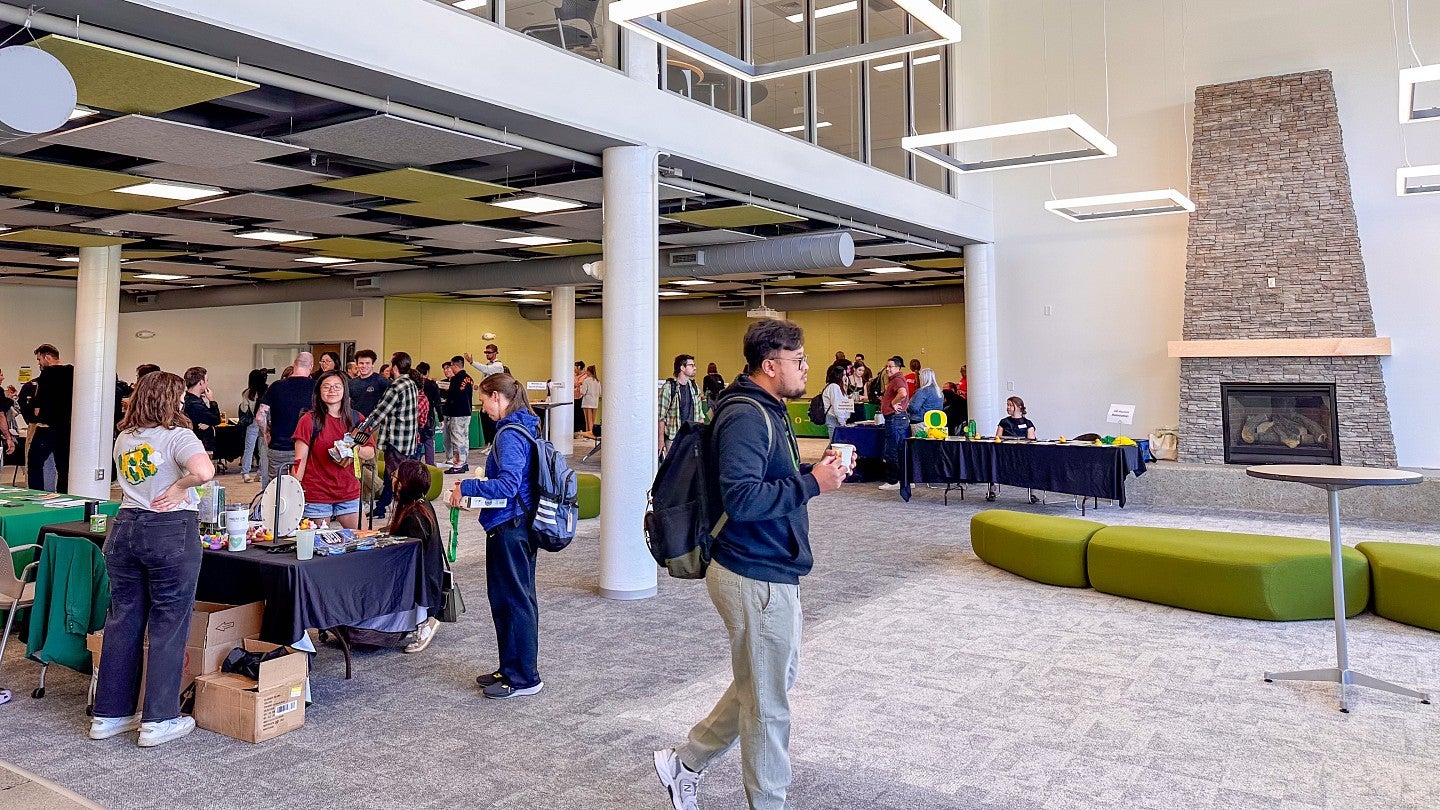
[[384, 299, 966, 394]]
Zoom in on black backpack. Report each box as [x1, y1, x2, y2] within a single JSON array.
[[808, 391, 828, 425], [644, 396, 772, 579]]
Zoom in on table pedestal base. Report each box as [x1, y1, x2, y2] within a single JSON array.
[[1264, 666, 1431, 712]]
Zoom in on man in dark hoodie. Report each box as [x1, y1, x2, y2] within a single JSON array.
[[29, 344, 74, 493], [654, 319, 847, 810]]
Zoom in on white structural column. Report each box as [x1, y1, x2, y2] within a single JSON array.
[[598, 145, 659, 600], [69, 245, 122, 499], [548, 285, 576, 455], [963, 243, 1000, 433]]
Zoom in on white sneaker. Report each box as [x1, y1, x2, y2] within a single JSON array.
[[137, 716, 195, 748], [654, 748, 703, 810], [878, 482, 902, 491], [89, 713, 141, 740], [405, 617, 440, 653]]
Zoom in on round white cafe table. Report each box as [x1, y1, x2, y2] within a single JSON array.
[[1246, 464, 1429, 712]]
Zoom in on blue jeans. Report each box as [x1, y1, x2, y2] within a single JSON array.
[[486, 517, 540, 689], [883, 413, 909, 484], [240, 422, 265, 475], [94, 509, 201, 722], [825, 415, 843, 441]]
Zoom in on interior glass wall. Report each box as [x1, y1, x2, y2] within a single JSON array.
[[497, 0, 621, 69]]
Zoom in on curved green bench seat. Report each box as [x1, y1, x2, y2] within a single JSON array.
[[970, 510, 1106, 588], [1356, 542, 1440, 633], [1088, 527, 1369, 621], [577, 473, 600, 520]]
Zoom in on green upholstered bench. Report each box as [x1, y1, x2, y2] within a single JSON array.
[[1087, 527, 1369, 621], [970, 510, 1106, 588], [577, 473, 600, 520], [1356, 542, 1440, 633]]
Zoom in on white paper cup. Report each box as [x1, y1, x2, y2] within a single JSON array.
[[830, 443, 856, 471], [295, 528, 316, 561]]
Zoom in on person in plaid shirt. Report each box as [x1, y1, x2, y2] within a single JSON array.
[[658, 353, 709, 456], [353, 351, 420, 519]]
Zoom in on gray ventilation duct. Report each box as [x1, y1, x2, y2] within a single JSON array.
[[121, 232, 854, 312], [518, 284, 962, 320]]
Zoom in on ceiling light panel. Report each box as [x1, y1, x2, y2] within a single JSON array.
[[491, 195, 585, 213], [112, 180, 225, 201], [1397, 164, 1440, 196], [902, 114, 1117, 174], [498, 235, 570, 246], [295, 256, 354, 265], [610, 0, 961, 83], [32, 35, 259, 115], [235, 229, 314, 244], [1044, 189, 1196, 222], [133, 161, 335, 193], [182, 193, 363, 220], [40, 115, 305, 167], [318, 168, 516, 201], [133, 272, 191, 281], [1399, 64, 1440, 123], [283, 113, 519, 166]]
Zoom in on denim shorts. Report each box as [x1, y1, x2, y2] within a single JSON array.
[[303, 498, 360, 519]]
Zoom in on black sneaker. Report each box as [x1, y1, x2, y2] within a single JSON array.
[[475, 671, 503, 688], [482, 680, 544, 700]]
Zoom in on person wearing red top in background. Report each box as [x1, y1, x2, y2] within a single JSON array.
[[292, 370, 376, 529], [904, 358, 920, 395], [878, 356, 911, 492], [957, 364, 968, 399]]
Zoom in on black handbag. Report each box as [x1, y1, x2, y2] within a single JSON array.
[[438, 566, 465, 623]]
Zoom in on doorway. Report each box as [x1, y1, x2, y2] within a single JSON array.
[[254, 344, 310, 382]]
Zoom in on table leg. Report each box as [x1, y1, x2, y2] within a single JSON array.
[[1264, 487, 1431, 711]]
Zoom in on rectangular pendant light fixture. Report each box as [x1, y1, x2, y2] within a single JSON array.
[[609, 0, 961, 83], [1399, 64, 1440, 123], [1044, 189, 1196, 222], [295, 256, 354, 265], [491, 195, 585, 214], [113, 179, 226, 201], [1397, 164, 1440, 196], [133, 272, 190, 281], [902, 114, 1117, 174], [497, 235, 568, 246], [236, 229, 314, 243]]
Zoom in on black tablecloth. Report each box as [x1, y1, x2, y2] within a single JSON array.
[[214, 425, 244, 463], [832, 425, 887, 482], [902, 439, 1145, 505], [39, 520, 107, 548], [195, 540, 437, 644]]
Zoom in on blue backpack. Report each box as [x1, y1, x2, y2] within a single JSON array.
[[497, 424, 578, 552]]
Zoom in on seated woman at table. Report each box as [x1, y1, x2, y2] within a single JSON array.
[[995, 396, 1037, 440], [292, 370, 375, 529], [92, 371, 215, 748], [907, 368, 945, 424], [449, 373, 545, 701], [820, 364, 852, 440]]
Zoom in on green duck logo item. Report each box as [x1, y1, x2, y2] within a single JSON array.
[[120, 444, 161, 485]]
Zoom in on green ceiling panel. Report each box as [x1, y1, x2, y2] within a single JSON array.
[[0, 229, 141, 248], [32, 36, 259, 115], [905, 257, 965, 269], [318, 168, 515, 201], [0, 156, 144, 196], [665, 204, 806, 228], [15, 188, 180, 212], [301, 237, 422, 260]]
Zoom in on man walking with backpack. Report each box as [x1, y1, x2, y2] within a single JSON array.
[[658, 354, 708, 457], [654, 319, 847, 810]]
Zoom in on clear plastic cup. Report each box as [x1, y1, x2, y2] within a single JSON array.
[[295, 528, 316, 561]]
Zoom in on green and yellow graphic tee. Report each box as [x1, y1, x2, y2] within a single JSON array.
[[112, 426, 206, 512]]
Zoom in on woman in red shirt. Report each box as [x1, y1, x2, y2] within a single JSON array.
[[292, 370, 375, 528]]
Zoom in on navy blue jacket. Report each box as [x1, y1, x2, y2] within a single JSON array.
[[459, 409, 539, 532], [443, 370, 474, 417], [710, 377, 819, 585]]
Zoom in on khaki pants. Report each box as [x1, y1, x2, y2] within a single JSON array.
[[678, 561, 802, 810]]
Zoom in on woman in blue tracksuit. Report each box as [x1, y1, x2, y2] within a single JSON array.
[[448, 373, 544, 700]]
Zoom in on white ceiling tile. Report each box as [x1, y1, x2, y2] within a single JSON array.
[[41, 115, 305, 167], [132, 161, 335, 192], [257, 217, 394, 236], [181, 193, 364, 220], [282, 114, 520, 165]]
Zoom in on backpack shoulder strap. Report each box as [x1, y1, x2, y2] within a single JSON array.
[[713, 396, 773, 459]]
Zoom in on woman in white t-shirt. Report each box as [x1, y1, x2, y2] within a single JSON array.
[[579, 365, 601, 439], [820, 364, 854, 440], [91, 371, 215, 749]]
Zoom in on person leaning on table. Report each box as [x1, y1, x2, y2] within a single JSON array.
[[91, 371, 215, 748]]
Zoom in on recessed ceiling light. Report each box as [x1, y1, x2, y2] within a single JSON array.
[[57, 256, 81, 262], [236, 229, 315, 243], [873, 53, 941, 72], [295, 256, 354, 265], [780, 121, 833, 134], [513, 297, 547, 304], [821, 280, 859, 286], [114, 180, 225, 201], [133, 273, 191, 281], [786, 1, 857, 24], [491, 195, 585, 214], [497, 235, 569, 246], [773, 290, 804, 295], [504, 289, 546, 295], [68, 107, 98, 121], [453, 0, 488, 8], [670, 279, 715, 286], [658, 290, 690, 297], [865, 267, 914, 274]]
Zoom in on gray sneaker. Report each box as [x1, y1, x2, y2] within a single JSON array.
[[654, 748, 702, 810]]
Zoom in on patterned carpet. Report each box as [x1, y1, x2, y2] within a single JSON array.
[[2, 473, 1439, 810]]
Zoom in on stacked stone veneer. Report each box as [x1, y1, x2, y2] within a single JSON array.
[[1179, 70, 1397, 466]]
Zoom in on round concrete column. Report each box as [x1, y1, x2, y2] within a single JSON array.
[[548, 285, 576, 455], [68, 245, 122, 499], [598, 145, 659, 600], [964, 243, 1000, 433]]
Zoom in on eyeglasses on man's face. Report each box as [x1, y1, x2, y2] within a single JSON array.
[[769, 354, 808, 367]]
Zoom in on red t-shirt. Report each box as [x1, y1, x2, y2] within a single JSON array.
[[881, 375, 911, 415], [292, 410, 374, 504], [903, 372, 918, 395]]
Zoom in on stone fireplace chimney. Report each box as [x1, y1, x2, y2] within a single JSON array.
[[1172, 70, 1397, 467]]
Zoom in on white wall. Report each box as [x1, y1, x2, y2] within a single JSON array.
[[0, 286, 78, 390], [981, 0, 1440, 466], [298, 298, 387, 356]]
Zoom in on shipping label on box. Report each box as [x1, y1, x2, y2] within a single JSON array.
[[193, 639, 307, 743]]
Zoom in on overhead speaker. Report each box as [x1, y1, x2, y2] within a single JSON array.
[[717, 299, 747, 310], [352, 276, 381, 290], [134, 294, 158, 305]]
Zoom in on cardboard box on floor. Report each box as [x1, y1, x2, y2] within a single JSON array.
[[86, 601, 265, 696], [193, 639, 307, 743]]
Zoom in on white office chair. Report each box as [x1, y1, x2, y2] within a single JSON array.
[[0, 538, 40, 706]]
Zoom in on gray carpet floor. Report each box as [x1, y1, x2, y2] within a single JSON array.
[[3, 466, 1440, 809]]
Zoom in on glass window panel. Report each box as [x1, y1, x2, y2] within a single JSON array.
[[866, 0, 908, 177], [752, 74, 808, 139], [505, 0, 618, 68], [816, 66, 861, 159], [753, 0, 807, 63], [665, 0, 743, 113], [911, 48, 947, 191], [440, 0, 496, 23]]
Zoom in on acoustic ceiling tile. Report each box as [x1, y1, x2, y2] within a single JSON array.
[[0, 208, 85, 228], [318, 168, 515, 201], [658, 229, 764, 246], [180, 193, 363, 220], [32, 35, 259, 115], [377, 199, 518, 222], [0, 229, 141, 248], [282, 113, 519, 166], [0, 274, 75, 287], [855, 242, 943, 257], [522, 208, 603, 229], [665, 204, 805, 228], [183, 276, 253, 286], [528, 224, 601, 242], [0, 155, 143, 196], [331, 261, 423, 274], [526, 177, 700, 205], [242, 270, 325, 281], [80, 213, 240, 236], [198, 248, 311, 268], [0, 248, 65, 265], [0, 198, 25, 209], [40, 115, 305, 167], [257, 217, 393, 236], [13, 189, 179, 212], [0, 265, 58, 275], [395, 224, 528, 246], [147, 231, 263, 248], [521, 241, 603, 257], [417, 252, 516, 265], [904, 256, 965, 269], [133, 161, 334, 192], [121, 260, 241, 277], [300, 237, 420, 260], [121, 250, 191, 260]]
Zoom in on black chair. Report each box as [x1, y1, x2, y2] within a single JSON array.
[[522, 0, 600, 53], [3, 436, 23, 485]]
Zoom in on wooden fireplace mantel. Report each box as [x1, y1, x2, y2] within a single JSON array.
[[1167, 338, 1392, 358]]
